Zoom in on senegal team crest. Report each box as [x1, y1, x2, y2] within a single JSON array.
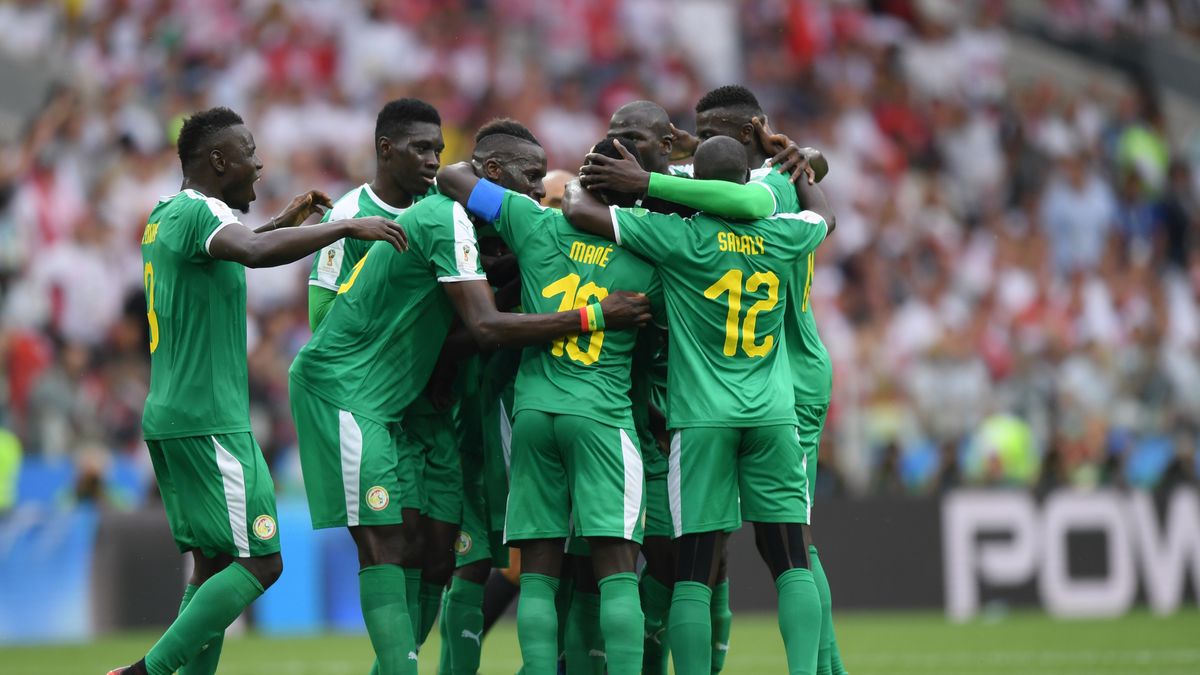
[[366, 486, 390, 511], [455, 531, 472, 555], [253, 515, 277, 540]]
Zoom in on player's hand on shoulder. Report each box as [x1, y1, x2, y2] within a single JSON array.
[[580, 139, 650, 196], [600, 290, 653, 329], [348, 215, 408, 252]]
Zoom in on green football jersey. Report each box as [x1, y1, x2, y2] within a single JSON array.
[[141, 190, 250, 440], [612, 204, 827, 427], [489, 190, 662, 429], [289, 194, 487, 424], [752, 165, 833, 405], [308, 183, 407, 291]]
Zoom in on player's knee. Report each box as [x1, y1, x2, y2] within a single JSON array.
[[455, 560, 491, 585], [242, 553, 283, 589], [674, 532, 723, 584], [753, 522, 810, 579]]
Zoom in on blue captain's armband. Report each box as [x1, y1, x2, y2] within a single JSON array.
[[466, 178, 505, 223]]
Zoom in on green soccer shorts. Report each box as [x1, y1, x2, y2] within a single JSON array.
[[289, 380, 418, 529], [795, 403, 828, 523], [667, 425, 809, 538], [147, 431, 280, 558], [403, 407, 463, 525], [455, 384, 512, 569], [504, 411, 645, 544], [642, 447, 673, 539]]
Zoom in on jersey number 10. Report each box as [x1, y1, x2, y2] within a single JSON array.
[[705, 268, 779, 358], [542, 273, 607, 365]]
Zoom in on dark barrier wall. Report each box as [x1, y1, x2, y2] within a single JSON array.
[[4, 488, 1197, 641]]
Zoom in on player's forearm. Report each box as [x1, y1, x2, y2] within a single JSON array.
[[466, 308, 588, 351], [561, 181, 616, 241], [436, 162, 479, 206], [308, 285, 336, 331], [647, 173, 774, 219], [239, 220, 354, 268], [795, 180, 836, 234]]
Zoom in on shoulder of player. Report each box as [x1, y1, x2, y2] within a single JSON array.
[[324, 184, 370, 221], [176, 189, 240, 225]]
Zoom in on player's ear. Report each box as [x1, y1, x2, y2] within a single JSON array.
[[209, 148, 225, 174], [660, 134, 673, 157], [377, 136, 392, 160], [739, 122, 756, 147], [483, 158, 504, 181]]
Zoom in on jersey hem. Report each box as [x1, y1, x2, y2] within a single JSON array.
[[513, 403, 635, 431], [307, 278, 338, 291], [288, 375, 398, 427], [142, 423, 252, 441], [665, 416, 798, 429]]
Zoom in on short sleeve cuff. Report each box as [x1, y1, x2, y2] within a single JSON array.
[[204, 221, 234, 255], [437, 273, 489, 283], [609, 205, 622, 245]]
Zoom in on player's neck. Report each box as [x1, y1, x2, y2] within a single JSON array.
[[369, 176, 415, 210], [180, 176, 223, 202], [746, 145, 769, 169]]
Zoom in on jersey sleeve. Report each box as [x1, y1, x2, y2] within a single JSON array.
[[751, 167, 802, 216], [777, 210, 829, 259], [193, 196, 241, 260], [646, 271, 667, 329], [431, 202, 488, 283], [494, 190, 552, 255], [610, 206, 687, 265], [647, 172, 776, 219]]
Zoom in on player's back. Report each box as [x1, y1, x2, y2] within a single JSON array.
[[141, 189, 250, 440], [492, 191, 659, 428], [290, 194, 486, 424], [611, 206, 828, 428]]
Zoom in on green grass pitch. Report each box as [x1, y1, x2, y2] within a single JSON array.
[[5, 610, 1199, 674]]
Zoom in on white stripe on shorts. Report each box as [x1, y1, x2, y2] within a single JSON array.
[[213, 437, 250, 557], [339, 410, 363, 526], [619, 429, 644, 540], [668, 431, 683, 538], [499, 399, 513, 476], [798, 427, 811, 524]]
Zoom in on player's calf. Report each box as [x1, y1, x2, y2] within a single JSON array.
[[753, 521, 820, 675]]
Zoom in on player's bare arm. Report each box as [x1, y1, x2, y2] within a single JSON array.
[[560, 179, 620, 241], [753, 117, 828, 185], [209, 215, 407, 268], [254, 190, 333, 232], [441, 279, 650, 351]]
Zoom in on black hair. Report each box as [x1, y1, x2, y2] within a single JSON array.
[[587, 138, 642, 207], [177, 106, 244, 165], [695, 85, 764, 117], [693, 136, 749, 183], [474, 118, 541, 146], [375, 98, 441, 141]]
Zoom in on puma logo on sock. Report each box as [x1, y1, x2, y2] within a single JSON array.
[[408, 651, 418, 660], [461, 628, 483, 647], [588, 649, 606, 658], [716, 642, 730, 652], [646, 627, 665, 645]]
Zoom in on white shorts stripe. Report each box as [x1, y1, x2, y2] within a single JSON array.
[[668, 431, 683, 538], [499, 399, 513, 477], [798, 427, 812, 524], [619, 429, 644, 540], [213, 437, 250, 557], [339, 410, 363, 527]]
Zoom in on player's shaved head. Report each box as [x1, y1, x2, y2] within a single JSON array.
[[471, 118, 548, 201], [542, 169, 573, 208], [693, 136, 749, 184], [608, 100, 673, 174]]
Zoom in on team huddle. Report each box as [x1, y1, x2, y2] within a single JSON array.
[[112, 84, 847, 675]]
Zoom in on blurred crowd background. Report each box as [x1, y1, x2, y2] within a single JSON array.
[[1, 0, 1199, 512]]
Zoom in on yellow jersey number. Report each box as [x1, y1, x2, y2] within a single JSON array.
[[541, 273, 608, 365], [704, 268, 779, 358], [337, 251, 369, 294], [144, 262, 160, 353]]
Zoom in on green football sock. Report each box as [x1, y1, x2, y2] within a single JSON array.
[[810, 547, 835, 675], [668, 581, 712, 675], [359, 564, 418, 675], [830, 633, 849, 675], [710, 579, 733, 672], [639, 573, 671, 675], [776, 568, 821, 675], [175, 583, 223, 675], [565, 589, 604, 674], [417, 581, 444, 647], [442, 576, 485, 674], [144, 563, 263, 675], [599, 572, 643, 675], [404, 568, 423, 645], [517, 573, 560, 675]]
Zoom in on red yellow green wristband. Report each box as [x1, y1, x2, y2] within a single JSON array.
[[578, 303, 605, 333]]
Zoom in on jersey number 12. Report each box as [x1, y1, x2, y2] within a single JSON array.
[[704, 268, 778, 358]]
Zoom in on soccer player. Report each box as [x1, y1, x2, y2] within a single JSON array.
[[110, 106, 408, 675], [435, 137, 662, 675], [583, 85, 847, 675], [304, 98, 444, 663], [287, 119, 651, 675], [562, 135, 835, 675]]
